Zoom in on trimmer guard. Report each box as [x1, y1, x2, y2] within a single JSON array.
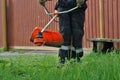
[[30, 26, 63, 47]]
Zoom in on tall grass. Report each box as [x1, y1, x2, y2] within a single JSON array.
[[0, 52, 120, 80]]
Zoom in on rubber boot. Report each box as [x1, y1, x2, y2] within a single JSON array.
[[57, 49, 69, 68], [58, 49, 69, 64], [76, 52, 83, 62], [67, 51, 77, 63], [71, 51, 76, 59], [66, 50, 72, 61]]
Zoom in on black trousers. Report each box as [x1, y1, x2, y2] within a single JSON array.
[[58, 8, 85, 63]]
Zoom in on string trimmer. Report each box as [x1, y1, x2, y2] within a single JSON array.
[[30, 0, 78, 47]]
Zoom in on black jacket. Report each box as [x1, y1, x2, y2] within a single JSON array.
[[55, 0, 87, 10]]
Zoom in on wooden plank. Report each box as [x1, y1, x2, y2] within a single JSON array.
[[96, 42, 104, 52], [108, 0, 113, 38], [118, 0, 120, 47], [84, 1, 90, 48], [113, 0, 119, 48], [118, 0, 120, 38], [103, 0, 109, 38], [99, 0, 103, 38], [88, 0, 93, 38], [86, 9, 89, 48], [113, 0, 118, 39], [96, 0, 100, 38], [87, 38, 120, 42], [0, 0, 3, 47], [92, 0, 96, 38]]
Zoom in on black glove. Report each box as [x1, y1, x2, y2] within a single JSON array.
[[76, 0, 85, 8], [38, 0, 47, 6]]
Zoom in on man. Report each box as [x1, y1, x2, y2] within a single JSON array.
[[54, 0, 87, 64]]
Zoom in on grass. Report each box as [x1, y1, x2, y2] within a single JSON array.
[[0, 52, 120, 80], [0, 48, 5, 53]]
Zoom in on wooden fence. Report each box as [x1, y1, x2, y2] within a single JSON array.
[[0, 0, 2, 47], [0, 0, 120, 49]]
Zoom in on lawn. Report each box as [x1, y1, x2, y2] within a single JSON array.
[[0, 51, 120, 80]]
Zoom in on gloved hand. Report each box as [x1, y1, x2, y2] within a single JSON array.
[[38, 0, 47, 6], [54, 10, 59, 16], [76, 0, 85, 8], [38, 0, 52, 6]]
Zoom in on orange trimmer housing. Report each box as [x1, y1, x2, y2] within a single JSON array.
[[30, 26, 63, 47]]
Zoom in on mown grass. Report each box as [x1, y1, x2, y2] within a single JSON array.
[[0, 52, 120, 80]]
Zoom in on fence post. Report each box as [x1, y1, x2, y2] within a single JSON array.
[[2, 0, 8, 50], [99, 0, 103, 38]]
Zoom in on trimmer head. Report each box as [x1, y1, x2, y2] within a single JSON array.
[[30, 27, 42, 43], [30, 26, 63, 47], [34, 37, 44, 46]]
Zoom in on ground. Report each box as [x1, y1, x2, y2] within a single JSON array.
[[0, 46, 91, 56]]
